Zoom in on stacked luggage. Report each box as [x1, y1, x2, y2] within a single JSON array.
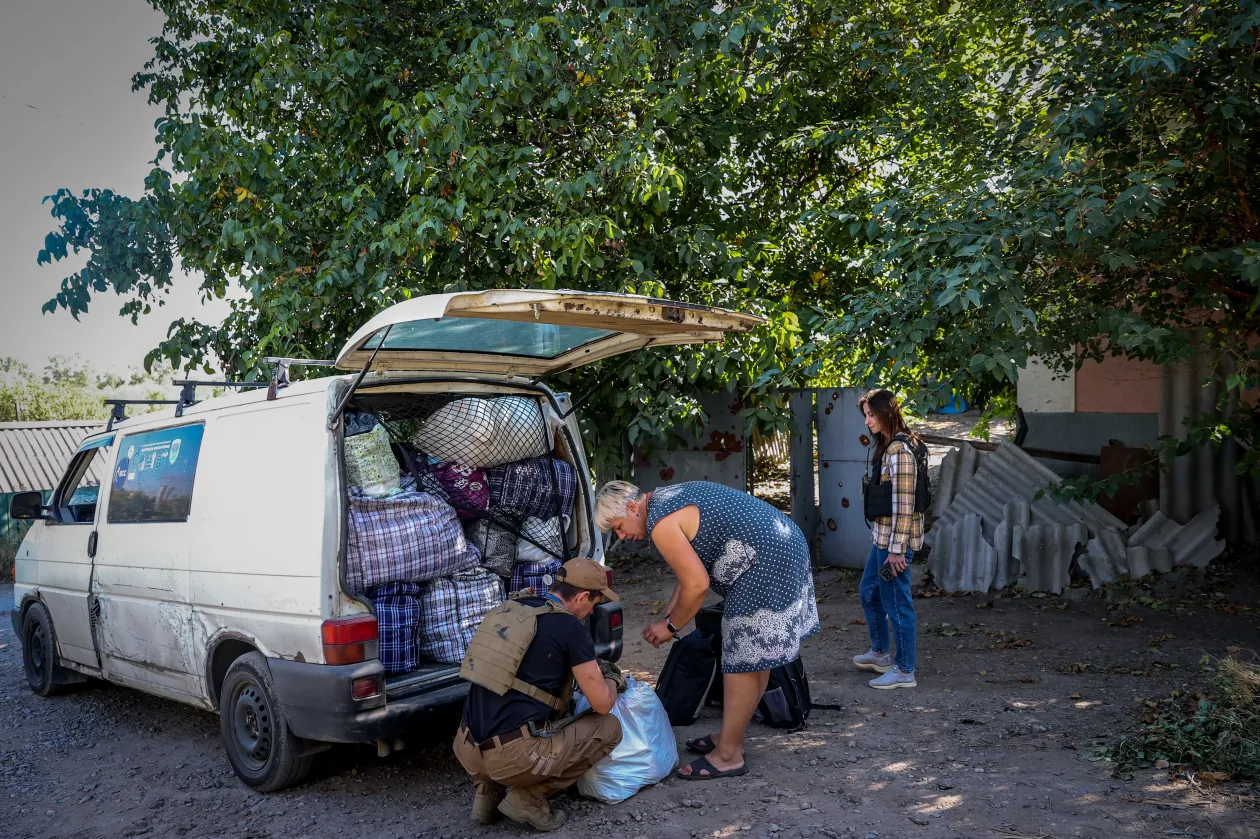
[[343, 397, 576, 675]]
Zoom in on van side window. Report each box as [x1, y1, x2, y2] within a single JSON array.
[[53, 449, 104, 524], [107, 424, 206, 524]]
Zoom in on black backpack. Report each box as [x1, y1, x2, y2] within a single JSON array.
[[694, 602, 832, 731], [655, 629, 719, 726], [756, 659, 812, 731]]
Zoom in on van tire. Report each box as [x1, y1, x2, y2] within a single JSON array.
[[219, 652, 313, 791], [22, 602, 69, 697]]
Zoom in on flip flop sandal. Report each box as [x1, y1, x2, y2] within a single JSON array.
[[675, 755, 748, 781], [685, 734, 717, 754]]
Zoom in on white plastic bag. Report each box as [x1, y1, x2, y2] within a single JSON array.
[[516, 515, 570, 563], [412, 396, 550, 468], [344, 424, 401, 498], [574, 677, 678, 803]]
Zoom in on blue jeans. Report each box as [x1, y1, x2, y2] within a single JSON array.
[[860, 544, 917, 673]]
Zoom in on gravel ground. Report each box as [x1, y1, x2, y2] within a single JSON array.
[[4, 552, 1259, 839]]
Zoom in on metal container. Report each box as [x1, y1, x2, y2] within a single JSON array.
[[815, 388, 872, 568]]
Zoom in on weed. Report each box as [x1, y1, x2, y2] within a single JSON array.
[[1109, 657, 1260, 780]]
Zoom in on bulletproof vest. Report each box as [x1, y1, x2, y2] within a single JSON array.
[[863, 432, 932, 520], [459, 595, 574, 714]]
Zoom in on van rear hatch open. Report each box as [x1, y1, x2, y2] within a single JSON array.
[[335, 289, 764, 377]]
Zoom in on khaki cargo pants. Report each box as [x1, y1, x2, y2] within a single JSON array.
[[453, 713, 623, 805]]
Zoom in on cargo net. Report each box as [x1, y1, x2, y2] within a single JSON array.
[[346, 391, 574, 565]]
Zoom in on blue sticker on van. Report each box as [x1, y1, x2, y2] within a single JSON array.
[[107, 424, 205, 524]]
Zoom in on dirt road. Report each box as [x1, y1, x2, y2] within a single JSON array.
[[4, 559, 1258, 839]]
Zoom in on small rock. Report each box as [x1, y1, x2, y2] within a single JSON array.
[[866, 833, 879, 839], [1155, 759, 1170, 769], [803, 809, 820, 815], [974, 767, 984, 773], [910, 816, 930, 826]]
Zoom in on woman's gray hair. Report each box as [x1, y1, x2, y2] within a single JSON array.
[[593, 480, 645, 531]]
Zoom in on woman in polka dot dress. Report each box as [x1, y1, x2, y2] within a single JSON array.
[[595, 480, 820, 781]]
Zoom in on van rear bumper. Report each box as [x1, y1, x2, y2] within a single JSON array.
[[268, 658, 469, 743]]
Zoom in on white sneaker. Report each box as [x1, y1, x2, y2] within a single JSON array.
[[852, 649, 893, 673], [869, 666, 917, 690]]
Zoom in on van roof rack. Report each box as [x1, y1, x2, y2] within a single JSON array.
[[170, 379, 270, 413], [261, 357, 337, 397], [104, 398, 182, 432]]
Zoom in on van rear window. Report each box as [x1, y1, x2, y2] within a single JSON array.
[[107, 424, 205, 524]]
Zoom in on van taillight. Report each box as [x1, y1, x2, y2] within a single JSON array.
[[322, 615, 377, 665], [605, 568, 614, 589], [610, 611, 622, 630]]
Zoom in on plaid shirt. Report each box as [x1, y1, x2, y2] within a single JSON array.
[[366, 582, 423, 674], [487, 456, 576, 520], [870, 440, 924, 555], [419, 567, 505, 664], [346, 478, 481, 593]]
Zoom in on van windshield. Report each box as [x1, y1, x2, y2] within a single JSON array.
[[363, 318, 615, 360]]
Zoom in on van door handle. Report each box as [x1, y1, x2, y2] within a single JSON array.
[[87, 531, 98, 558]]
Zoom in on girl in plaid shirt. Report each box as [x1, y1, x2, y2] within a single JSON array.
[[854, 389, 926, 689]]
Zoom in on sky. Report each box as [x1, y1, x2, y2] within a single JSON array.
[[0, 0, 230, 379]]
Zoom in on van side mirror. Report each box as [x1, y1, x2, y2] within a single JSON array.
[[9, 491, 47, 520]]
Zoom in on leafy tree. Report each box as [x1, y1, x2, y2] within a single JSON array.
[[0, 357, 171, 422], [774, 0, 1260, 477], [34, 0, 888, 473], [0, 357, 110, 422], [37, 0, 1259, 481]]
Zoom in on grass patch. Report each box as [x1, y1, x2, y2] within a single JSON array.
[[1110, 657, 1260, 781]]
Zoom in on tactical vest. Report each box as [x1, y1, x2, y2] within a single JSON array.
[[459, 595, 575, 714], [863, 432, 932, 521]]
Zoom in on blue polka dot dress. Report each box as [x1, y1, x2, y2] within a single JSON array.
[[647, 481, 821, 673]]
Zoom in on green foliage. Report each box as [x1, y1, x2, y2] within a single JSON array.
[[36, 0, 1260, 477], [970, 387, 1016, 443], [0, 526, 25, 581], [0, 356, 171, 422], [0, 357, 110, 422], [768, 0, 1260, 473], [37, 0, 859, 474], [1110, 657, 1260, 781]]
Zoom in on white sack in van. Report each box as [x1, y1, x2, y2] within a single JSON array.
[[412, 396, 550, 469], [344, 424, 401, 498], [574, 677, 678, 803], [516, 516, 569, 563], [345, 479, 480, 593], [418, 567, 505, 664]]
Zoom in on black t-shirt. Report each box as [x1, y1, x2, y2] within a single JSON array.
[[464, 597, 596, 742]]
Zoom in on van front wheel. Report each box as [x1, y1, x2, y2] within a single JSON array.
[[219, 652, 313, 791]]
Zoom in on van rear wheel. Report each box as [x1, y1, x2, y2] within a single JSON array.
[[22, 602, 69, 697], [219, 652, 313, 791]]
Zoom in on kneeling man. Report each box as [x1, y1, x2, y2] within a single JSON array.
[[454, 558, 625, 831]]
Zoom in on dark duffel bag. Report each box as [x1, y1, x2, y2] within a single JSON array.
[[655, 629, 719, 726], [756, 658, 812, 731]]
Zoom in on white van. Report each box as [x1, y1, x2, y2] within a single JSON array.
[[8, 289, 758, 791]]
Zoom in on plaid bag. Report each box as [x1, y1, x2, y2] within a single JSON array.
[[428, 461, 490, 519], [366, 582, 423, 675], [510, 559, 563, 596], [419, 567, 505, 664], [463, 510, 523, 577], [346, 477, 481, 593], [486, 456, 577, 520]]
